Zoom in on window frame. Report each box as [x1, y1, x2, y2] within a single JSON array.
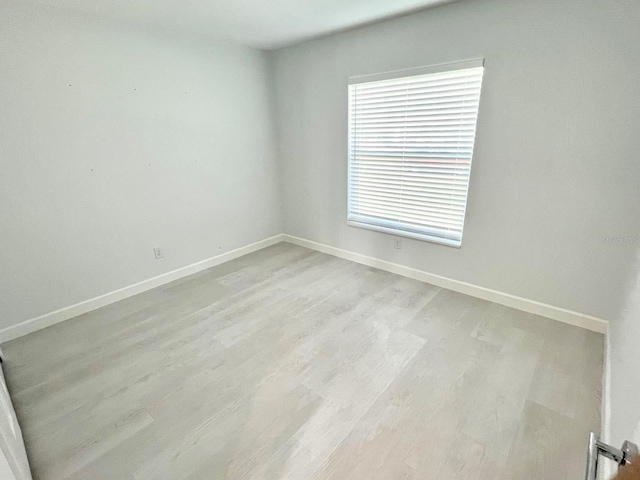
[[347, 59, 485, 248]]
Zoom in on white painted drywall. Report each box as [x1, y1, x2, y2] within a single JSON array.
[[25, 0, 459, 49], [609, 249, 640, 446], [270, 0, 640, 322], [0, 1, 282, 331]]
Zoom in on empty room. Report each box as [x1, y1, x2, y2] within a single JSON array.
[[1, 0, 639, 479]]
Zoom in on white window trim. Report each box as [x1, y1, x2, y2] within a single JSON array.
[[347, 58, 485, 248], [347, 58, 484, 86]]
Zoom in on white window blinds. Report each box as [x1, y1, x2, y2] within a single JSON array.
[[348, 60, 484, 247]]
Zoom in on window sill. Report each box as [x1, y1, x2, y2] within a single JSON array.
[[347, 219, 462, 248]]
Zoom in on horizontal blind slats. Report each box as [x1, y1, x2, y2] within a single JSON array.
[[354, 155, 471, 163], [353, 106, 480, 121], [352, 178, 469, 194], [354, 152, 472, 159], [353, 142, 475, 149], [350, 184, 467, 200], [352, 172, 470, 184], [352, 200, 465, 221], [353, 198, 465, 217], [350, 192, 466, 210], [352, 164, 470, 176], [354, 84, 482, 104], [353, 114, 478, 124], [354, 132, 477, 139], [353, 180, 468, 192], [353, 124, 478, 132], [354, 75, 483, 96], [353, 91, 482, 111], [354, 150, 473, 156], [355, 70, 482, 90], [348, 65, 483, 245], [354, 95, 481, 112], [352, 163, 471, 173]]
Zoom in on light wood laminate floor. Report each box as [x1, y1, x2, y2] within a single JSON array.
[[2, 243, 603, 480]]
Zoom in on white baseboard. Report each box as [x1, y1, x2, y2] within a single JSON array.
[[283, 234, 608, 334], [0, 234, 285, 344], [1, 231, 608, 344]]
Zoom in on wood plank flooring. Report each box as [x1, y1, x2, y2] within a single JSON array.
[[1, 243, 603, 480]]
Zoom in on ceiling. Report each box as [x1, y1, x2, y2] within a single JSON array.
[[30, 0, 460, 49]]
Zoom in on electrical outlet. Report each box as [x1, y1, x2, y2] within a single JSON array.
[[153, 247, 164, 259], [393, 238, 402, 250]]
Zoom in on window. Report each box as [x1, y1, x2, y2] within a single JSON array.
[[347, 59, 484, 247]]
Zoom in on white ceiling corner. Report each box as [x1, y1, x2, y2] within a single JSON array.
[[28, 0, 461, 49]]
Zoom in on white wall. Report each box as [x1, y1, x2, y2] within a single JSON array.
[[609, 250, 640, 446], [270, 0, 640, 322], [2, 0, 640, 449], [0, 1, 281, 331]]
